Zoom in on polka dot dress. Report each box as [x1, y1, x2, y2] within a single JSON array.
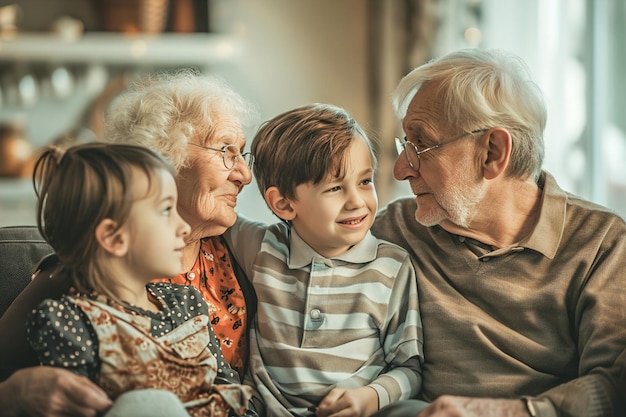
[[26, 282, 251, 415]]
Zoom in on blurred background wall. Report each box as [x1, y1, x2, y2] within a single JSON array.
[[0, 0, 624, 226]]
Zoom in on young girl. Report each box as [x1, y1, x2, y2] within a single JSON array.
[[26, 142, 255, 417]]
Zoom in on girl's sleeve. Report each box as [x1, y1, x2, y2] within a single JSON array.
[[26, 298, 100, 382]]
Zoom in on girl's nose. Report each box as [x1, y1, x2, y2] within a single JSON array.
[[179, 217, 191, 236]]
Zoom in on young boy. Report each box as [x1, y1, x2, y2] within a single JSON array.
[[225, 104, 424, 417]]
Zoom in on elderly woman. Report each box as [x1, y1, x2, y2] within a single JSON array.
[[104, 72, 257, 374], [0, 71, 258, 417]]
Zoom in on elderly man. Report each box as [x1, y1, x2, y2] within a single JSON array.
[[371, 48, 626, 417]]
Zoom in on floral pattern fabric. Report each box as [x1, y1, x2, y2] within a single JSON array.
[[156, 236, 248, 376], [27, 282, 255, 417]]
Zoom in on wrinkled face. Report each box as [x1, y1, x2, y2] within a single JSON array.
[[125, 168, 190, 280], [393, 81, 486, 227], [176, 113, 252, 240], [288, 136, 378, 258]]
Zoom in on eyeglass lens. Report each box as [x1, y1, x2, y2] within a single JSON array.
[[395, 137, 418, 170], [222, 144, 254, 170]]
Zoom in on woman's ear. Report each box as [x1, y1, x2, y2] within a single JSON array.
[[95, 219, 129, 257], [265, 186, 296, 221], [481, 128, 512, 180]]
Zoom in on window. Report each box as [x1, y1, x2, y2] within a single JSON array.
[[436, 0, 626, 218]]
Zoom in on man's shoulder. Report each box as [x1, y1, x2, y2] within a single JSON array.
[[376, 196, 417, 216], [551, 186, 626, 245], [373, 234, 412, 259], [564, 192, 626, 224], [562, 195, 626, 253], [374, 197, 413, 228], [544, 171, 626, 228], [372, 197, 431, 243]]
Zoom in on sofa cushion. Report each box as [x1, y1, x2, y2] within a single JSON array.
[[0, 226, 53, 317]]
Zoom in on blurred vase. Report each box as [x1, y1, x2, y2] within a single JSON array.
[[0, 123, 33, 177], [96, 0, 169, 34], [171, 0, 195, 33]]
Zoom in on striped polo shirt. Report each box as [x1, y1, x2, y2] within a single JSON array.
[[225, 217, 423, 416]]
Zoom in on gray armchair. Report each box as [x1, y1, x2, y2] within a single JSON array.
[[0, 226, 53, 317]]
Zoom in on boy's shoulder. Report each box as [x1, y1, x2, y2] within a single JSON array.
[[363, 236, 416, 286]]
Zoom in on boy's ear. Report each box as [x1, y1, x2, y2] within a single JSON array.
[[481, 128, 511, 180], [265, 186, 296, 221], [95, 218, 129, 257]]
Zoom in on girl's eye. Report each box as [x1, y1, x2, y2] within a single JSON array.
[[361, 178, 373, 186], [162, 206, 172, 216]]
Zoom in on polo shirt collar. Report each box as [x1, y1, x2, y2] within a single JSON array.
[[287, 226, 379, 268]]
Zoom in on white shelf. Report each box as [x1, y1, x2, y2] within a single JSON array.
[[0, 32, 239, 67]]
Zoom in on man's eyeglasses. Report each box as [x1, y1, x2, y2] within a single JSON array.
[[394, 128, 488, 171], [188, 142, 254, 170]]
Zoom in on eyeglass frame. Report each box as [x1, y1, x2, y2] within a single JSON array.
[[188, 142, 255, 170], [395, 128, 489, 171]]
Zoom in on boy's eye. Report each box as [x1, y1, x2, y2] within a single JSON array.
[[361, 178, 373, 186], [325, 185, 341, 193]]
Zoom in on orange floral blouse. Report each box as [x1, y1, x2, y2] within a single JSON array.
[[155, 236, 248, 376]]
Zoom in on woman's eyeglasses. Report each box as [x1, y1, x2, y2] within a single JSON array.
[[188, 142, 254, 170]]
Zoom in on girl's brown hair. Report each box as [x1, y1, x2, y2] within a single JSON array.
[[33, 142, 175, 299]]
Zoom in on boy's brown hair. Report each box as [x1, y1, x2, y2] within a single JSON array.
[[251, 103, 377, 201]]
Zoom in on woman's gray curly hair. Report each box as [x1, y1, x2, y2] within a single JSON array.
[[104, 70, 257, 172]]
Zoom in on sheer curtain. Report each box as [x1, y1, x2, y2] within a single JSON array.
[[481, 0, 626, 218], [366, 0, 437, 204]]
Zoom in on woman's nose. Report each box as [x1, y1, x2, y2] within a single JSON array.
[[230, 160, 253, 185]]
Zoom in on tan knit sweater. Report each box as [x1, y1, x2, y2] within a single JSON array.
[[371, 172, 626, 417]]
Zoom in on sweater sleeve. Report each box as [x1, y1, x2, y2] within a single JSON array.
[[537, 221, 626, 417]]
